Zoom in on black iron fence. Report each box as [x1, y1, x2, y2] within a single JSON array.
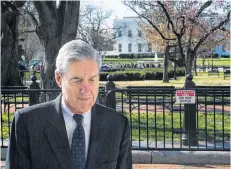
[[105, 87, 230, 151], [1, 85, 230, 151]]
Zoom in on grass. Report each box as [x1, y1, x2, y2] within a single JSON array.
[[99, 72, 230, 88], [125, 111, 230, 142], [24, 71, 41, 81], [196, 58, 230, 66], [1, 112, 14, 139], [2, 112, 229, 142], [5, 96, 29, 102]]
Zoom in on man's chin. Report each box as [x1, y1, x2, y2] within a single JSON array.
[[77, 104, 93, 113]]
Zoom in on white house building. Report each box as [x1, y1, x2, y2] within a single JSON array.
[[111, 16, 229, 57], [112, 17, 153, 55]]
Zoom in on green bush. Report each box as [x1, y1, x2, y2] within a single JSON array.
[[209, 53, 219, 58], [104, 55, 118, 58], [220, 55, 230, 58], [100, 68, 185, 81], [118, 53, 162, 59]]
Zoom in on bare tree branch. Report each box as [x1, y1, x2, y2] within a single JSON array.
[[157, 1, 180, 37], [187, 1, 212, 52], [194, 11, 230, 52], [195, 1, 212, 18], [124, 2, 176, 41]]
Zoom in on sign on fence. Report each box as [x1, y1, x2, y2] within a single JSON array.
[[175, 90, 195, 104]]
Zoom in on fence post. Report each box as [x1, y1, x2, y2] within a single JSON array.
[[182, 74, 198, 146], [105, 75, 116, 110], [29, 75, 40, 106]]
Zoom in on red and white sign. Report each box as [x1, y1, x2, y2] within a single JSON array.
[[175, 90, 195, 104]]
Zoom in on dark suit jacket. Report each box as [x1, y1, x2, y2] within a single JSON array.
[[6, 95, 132, 169]]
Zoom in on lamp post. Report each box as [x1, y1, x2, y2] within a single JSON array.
[[174, 45, 176, 80], [211, 50, 214, 71]]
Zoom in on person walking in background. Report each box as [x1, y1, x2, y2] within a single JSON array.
[[39, 61, 44, 72], [6, 40, 132, 169], [30, 64, 36, 75], [18, 61, 26, 85]]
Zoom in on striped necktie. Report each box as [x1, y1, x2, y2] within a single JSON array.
[[71, 114, 85, 169]]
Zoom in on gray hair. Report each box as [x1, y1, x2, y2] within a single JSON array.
[[55, 40, 102, 75]]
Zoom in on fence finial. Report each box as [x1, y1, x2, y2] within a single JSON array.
[[29, 75, 40, 105], [105, 74, 116, 110]]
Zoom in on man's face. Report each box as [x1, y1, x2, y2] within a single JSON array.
[[55, 59, 99, 114]]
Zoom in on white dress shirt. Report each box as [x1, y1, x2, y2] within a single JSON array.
[[61, 100, 91, 159]]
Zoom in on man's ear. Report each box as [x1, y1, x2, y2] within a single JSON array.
[[55, 71, 62, 88]]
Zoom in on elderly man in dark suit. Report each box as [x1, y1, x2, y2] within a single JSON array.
[[6, 40, 132, 169]]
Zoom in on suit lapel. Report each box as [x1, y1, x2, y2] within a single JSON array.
[[45, 95, 72, 169], [85, 104, 107, 169]]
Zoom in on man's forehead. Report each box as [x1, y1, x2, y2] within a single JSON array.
[[65, 72, 99, 78]]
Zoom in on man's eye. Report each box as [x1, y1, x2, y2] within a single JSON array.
[[70, 79, 82, 84], [89, 78, 95, 82]]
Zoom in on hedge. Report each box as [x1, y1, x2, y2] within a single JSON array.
[[220, 55, 230, 58], [100, 69, 185, 81]]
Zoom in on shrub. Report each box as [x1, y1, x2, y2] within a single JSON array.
[[220, 55, 230, 58], [117, 53, 160, 59], [100, 68, 185, 81], [104, 55, 118, 58]]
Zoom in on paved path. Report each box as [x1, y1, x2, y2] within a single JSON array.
[[0, 161, 230, 169], [133, 164, 230, 169]]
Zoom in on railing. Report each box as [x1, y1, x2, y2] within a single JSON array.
[[1, 89, 61, 147], [105, 87, 230, 151], [1, 87, 230, 151]]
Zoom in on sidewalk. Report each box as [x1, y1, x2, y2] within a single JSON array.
[[0, 161, 230, 169], [133, 164, 230, 169]]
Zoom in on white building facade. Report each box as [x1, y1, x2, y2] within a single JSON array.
[[113, 17, 154, 55]]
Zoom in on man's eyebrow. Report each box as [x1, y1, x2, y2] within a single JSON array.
[[89, 75, 99, 79], [69, 76, 82, 80]]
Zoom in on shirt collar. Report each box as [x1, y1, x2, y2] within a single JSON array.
[[61, 99, 91, 126]]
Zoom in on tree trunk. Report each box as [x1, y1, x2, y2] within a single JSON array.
[[39, 38, 60, 89], [193, 55, 198, 76], [1, 9, 22, 86], [162, 45, 170, 82], [185, 53, 194, 78], [34, 1, 80, 89]]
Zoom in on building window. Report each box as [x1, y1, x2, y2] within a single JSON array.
[[118, 30, 122, 37], [128, 43, 132, 52], [138, 43, 142, 52], [128, 30, 132, 37], [138, 30, 142, 37], [118, 44, 122, 52], [148, 43, 152, 52]]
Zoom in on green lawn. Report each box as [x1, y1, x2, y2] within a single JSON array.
[[102, 71, 230, 88], [197, 58, 230, 66], [6, 96, 29, 102], [1, 112, 14, 139], [125, 112, 230, 142], [24, 71, 41, 81]]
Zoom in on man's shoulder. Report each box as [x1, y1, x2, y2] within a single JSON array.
[[95, 103, 127, 121], [18, 100, 53, 115]]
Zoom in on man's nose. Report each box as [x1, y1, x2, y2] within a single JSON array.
[[79, 83, 90, 94]]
